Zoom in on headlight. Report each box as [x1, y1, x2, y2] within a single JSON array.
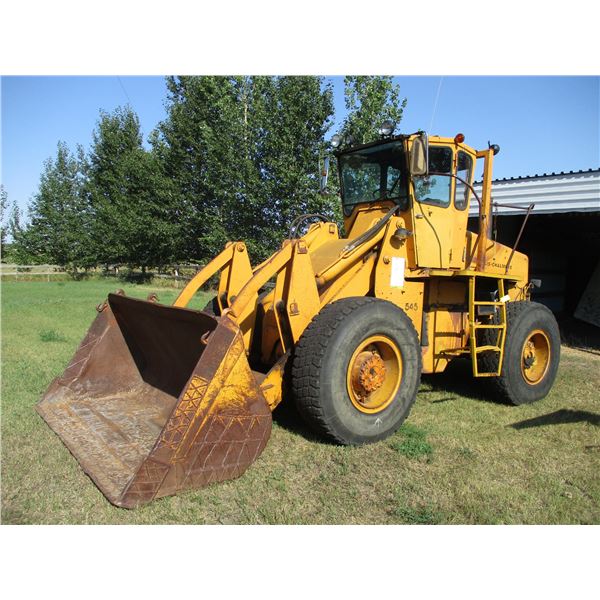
[[378, 119, 395, 136]]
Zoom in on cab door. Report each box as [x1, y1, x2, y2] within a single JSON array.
[[449, 149, 475, 269], [411, 145, 455, 269]]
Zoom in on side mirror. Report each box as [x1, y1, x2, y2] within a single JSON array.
[[409, 133, 428, 176], [319, 156, 330, 194]]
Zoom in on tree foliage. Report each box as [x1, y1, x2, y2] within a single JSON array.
[[3, 200, 25, 263], [14, 76, 408, 270], [0, 185, 7, 257], [12, 142, 90, 268], [87, 106, 180, 269], [153, 76, 337, 262], [341, 76, 407, 145]]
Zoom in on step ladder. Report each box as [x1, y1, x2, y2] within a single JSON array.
[[468, 276, 507, 377]]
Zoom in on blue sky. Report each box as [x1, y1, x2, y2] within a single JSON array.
[[1, 76, 598, 213]]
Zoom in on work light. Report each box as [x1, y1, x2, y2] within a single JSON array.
[[378, 119, 395, 136]]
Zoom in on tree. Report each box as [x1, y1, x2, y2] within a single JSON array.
[[248, 76, 338, 254], [87, 106, 179, 270], [153, 76, 337, 262], [4, 200, 26, 263], [340, 76, 407, 145], [7, 201, 23, 240], [0, 185, 7, 257], [12, 142, 91, 268], [151, 76, 238, 262]]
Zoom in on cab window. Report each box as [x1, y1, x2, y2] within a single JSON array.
[[413, 146, 452, 207], [338, 142, 407, 216], [454, 151, 473, 210]]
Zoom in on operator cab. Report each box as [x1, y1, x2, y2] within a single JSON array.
[[332, 130, 478, 270]]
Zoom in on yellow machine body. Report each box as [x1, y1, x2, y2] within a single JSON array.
[[174, 134, 530, 402], [37, 133, 535, 507]]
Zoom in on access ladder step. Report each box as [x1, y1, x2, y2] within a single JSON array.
[[473, 301, 505, 306], [474, 345, 502, 353], [440, 347, 470, 356]]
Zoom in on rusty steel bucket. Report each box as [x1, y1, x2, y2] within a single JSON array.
[[36, 293, 272, 508]]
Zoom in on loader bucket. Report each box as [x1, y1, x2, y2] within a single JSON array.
[[36, 293, 272, 508]]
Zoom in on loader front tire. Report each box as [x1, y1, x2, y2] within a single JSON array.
[[482, 301, 560, 405], [291, 297, 422, 445]]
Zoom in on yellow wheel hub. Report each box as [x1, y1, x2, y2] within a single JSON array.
[[521, 329, 551, 385], [346, 335, 403, 414]]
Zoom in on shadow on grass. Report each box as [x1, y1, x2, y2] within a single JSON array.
[[510, 409, 600, 429], [118, 270, 154, 284], [274, 358, 499, 442], [420, 358, 497, 404], [271, 390, 325, 444]]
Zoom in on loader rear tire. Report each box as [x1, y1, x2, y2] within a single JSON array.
[[291, 297, 422, 445], [481, 301, 560, 405]]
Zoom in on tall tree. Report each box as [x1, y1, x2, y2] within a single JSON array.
[[153, 76, 336, 262], [87, 107, 179, 270], [340, 76, 407, 145], [152, 76, 238, 262], [13, 142, 91, 268], [250, 76, 338, 253], [0, 185, 7, 257]]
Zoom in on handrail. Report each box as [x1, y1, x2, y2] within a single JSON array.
[[503, 203, 535, 274]]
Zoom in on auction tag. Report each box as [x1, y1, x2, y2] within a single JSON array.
[[390, 257, 405, 288]]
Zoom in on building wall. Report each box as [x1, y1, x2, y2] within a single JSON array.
[[466, 169, 600, 319]]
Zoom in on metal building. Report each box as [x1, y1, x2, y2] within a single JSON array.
[[470, 168, 600, 327]]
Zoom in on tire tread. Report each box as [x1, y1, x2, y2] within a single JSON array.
[[481, 300, 559, 404], [291, 297, 421, 444]]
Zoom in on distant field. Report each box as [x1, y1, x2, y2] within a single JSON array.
[[1, 280, 599, 524]]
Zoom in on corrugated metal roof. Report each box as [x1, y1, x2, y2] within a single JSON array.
[[469, 168, 600, 216], [474, 167, 599, 184]]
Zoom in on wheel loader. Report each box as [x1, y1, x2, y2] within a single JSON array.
[[37, 126, 560, 508]]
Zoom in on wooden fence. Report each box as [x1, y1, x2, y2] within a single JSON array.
[[0, 264, 205, 286], [0, 264, 66, 281]]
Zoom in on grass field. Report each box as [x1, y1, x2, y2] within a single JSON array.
[[1, 280, 599, 524]]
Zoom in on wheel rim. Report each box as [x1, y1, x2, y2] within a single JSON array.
[[346, 335, 403, 414], [520, 329, 551, 385]]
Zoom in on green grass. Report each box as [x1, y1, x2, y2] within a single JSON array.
[[392, 504, 441, 524], [1, 280, 599, 524], [39, 329, 67, 343], [389, 423, 433, 460]]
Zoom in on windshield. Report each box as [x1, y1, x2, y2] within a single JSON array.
[[339, 141, 406, 216]]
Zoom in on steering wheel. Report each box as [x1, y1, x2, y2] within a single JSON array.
[[387, 173, 401, 197], [288, 213, 330, 239]]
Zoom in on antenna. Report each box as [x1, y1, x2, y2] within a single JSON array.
[[428, 76, 444, 135], [117, 76, 132, 106]]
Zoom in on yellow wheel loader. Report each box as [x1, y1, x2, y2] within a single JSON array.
[[37, 127, 560, 507]]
